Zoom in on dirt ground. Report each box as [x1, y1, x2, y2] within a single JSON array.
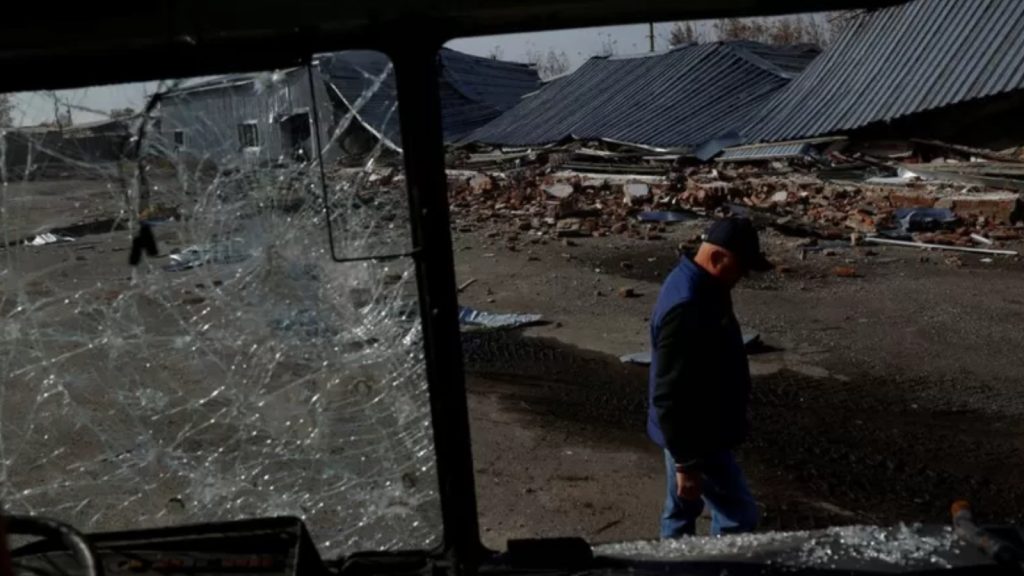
[[453, 219, 1024, 550]]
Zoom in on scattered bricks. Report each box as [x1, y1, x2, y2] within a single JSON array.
[[844, 211, 876, 234], [580, 219, 598, 236], [834, 266, 860, 278], [544, 183, 574, 199], [618, 287, 639, 298], [914, 232, 968, 246], [555, 218, 583, 237], [935, 192, 1022, 225], [469, 173, 493, 195], [989, 228, 1023, 241], [624, 182, 651, 205], [887, 190, 940, 209]]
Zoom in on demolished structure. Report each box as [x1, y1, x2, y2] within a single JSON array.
[[741, 0, 1024, 149], [156, 68, 337, 166], [447, 1, 1024, 253], [155, 49, 540, 166], [320, 48, 541, 148], [462, 41, 819, 151], [1, 117, 134, 178]]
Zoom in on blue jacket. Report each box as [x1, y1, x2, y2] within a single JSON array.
[[647, 256, 752, 471]]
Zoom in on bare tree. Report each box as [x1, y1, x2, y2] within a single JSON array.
[[0, 95, 12, 128], [526, 49, 571, 80], [597, 32, 618, 57], [668, 22, 701, 47], [710, 15, 830, 46], [827, 10, 861, 42]]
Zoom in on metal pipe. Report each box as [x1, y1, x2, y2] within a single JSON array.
[[863, 235, 1018, 256]]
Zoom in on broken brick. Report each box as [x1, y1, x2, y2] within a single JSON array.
[[617, 287, 639, 298]]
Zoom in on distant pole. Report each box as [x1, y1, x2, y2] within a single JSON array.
[[649, 22, 655, 52]]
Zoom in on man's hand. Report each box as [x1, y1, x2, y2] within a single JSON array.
[[675, 468, 703, 500]]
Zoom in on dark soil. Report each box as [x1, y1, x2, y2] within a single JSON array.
[[463, 331, 1024, 533]]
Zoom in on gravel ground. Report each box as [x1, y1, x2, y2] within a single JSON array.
[[453, 219, 1024, 549]]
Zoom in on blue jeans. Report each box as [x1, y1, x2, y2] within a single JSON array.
[[661, 450, 759, 538]]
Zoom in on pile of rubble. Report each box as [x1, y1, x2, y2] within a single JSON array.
[[446, 138, 1024, 250], [448, 169, 682, 241]]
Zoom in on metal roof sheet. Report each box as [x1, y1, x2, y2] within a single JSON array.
[[461, 41, 818, 149], [321, 48, 540, 145], [742, 0, 1024, 143], [718, 142, 813, 161]]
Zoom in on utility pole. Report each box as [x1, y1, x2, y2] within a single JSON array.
[[649, 22, 655, 52]]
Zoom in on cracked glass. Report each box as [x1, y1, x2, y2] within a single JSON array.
[[0, 52, 439, 556]]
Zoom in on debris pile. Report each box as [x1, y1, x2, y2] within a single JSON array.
[[447, 138, 1024, 252], [448, 169, 684, 242]]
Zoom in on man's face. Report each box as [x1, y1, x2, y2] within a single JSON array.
[[715, 249, 745, 288]]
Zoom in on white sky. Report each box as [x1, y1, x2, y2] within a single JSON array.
[[9, 17, 818, 126], [9, 21, 691, 127], [448, 21, 687, 69]]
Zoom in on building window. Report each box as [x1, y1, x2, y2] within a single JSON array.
[[238, 122, 260, 148], [172, 130, 185, 148]]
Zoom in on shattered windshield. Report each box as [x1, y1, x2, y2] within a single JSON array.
[[0, 53, 440, 555]]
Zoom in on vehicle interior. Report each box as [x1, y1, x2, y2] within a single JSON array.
[[0, 1, 1018, 575]]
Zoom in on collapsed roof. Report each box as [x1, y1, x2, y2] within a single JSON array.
[[742, 0, 1024, 143], [460, 41, 820, 150], [319, 48, 541, 147]]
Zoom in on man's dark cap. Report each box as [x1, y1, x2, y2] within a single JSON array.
[[704, 217, 773, 272]]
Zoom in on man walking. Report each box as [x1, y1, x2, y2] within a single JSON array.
[[647, 217, 770, 538]]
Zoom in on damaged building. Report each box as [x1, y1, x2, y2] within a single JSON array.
[[460, 41, 820, 152], [1, 117, 134, 179], [740, 0, 1024, 150], [318, 48, 541, 151], [155, 67, 337, 167], [156, 48, 541, 166]]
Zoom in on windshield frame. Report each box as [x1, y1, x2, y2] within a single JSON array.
[[0, 1, 907, 571]]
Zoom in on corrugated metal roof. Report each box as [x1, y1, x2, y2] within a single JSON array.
[[718, 136, 845, 161], [461, 41, 819, 149], [718, 142, 812, 161], [320, 48, 540, 145], [743, 0, 1024, 143]]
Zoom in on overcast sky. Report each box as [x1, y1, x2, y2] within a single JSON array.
[[447, 21, 689, 68], [10, 16, 829, 126], [9, 21, 700, 126]]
